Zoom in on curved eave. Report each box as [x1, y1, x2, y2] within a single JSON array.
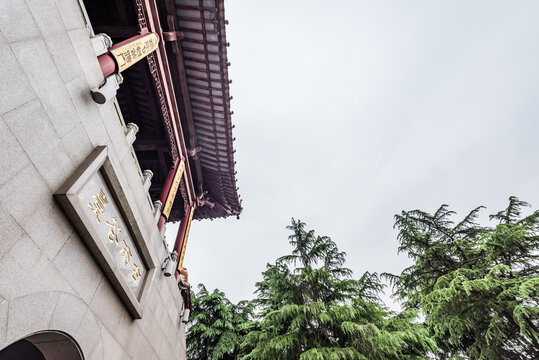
[[168, 0, 242, 221]]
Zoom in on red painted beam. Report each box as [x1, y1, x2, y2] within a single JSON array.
[[97, 53, 116, 77], [157, 157, 180, 232], [96, 32, 160, 77], [139, 0, 196, 206], [173, 203, 193, 278]]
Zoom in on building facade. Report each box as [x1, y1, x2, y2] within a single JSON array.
[[0, 0, 240, 359]]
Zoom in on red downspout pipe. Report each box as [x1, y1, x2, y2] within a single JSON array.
[[173, 203, 193, 279], [157, 158, 180, 232]]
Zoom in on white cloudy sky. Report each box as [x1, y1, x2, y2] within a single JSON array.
[[167, 0, 539, 307]]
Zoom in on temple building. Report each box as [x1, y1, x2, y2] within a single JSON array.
[[0, 0, 240, 359]]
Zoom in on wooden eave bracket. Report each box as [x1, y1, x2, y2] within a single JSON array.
[[163, 31, 184, 42]]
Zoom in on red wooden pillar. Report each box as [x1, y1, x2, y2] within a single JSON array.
[[157, 157, 180, 232]]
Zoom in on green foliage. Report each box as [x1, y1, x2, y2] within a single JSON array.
[[241, 219, 435, 359], [391, 197, 539, 359], [187, 285, 255, 360]]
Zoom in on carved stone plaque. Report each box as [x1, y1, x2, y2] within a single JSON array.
[[77, 172, 146, 297], [55, 146, 156, 319]]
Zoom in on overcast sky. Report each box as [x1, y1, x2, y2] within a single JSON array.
[[167, 0, 539, 308]]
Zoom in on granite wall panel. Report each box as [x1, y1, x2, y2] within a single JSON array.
[[0, 0, 187, 358]]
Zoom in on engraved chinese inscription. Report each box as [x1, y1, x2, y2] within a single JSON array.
[[88, 189, 108, 223], [120, 239, 133, 265], [78, 173, 146, 294], [106, 217, 122, 245]]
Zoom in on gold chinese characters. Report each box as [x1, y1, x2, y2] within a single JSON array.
[[88, 189, 109, 223], [120, 239, 133, 265], [131, 263, 142, 283], [88, 188, 143, 284], [110, 33, 159, 73], [106, 217, 122, 245]]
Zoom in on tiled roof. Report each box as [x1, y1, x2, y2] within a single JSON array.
[[170, 0, 242, 220]]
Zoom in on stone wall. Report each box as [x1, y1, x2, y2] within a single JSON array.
[[0, 0, 187, 359]]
